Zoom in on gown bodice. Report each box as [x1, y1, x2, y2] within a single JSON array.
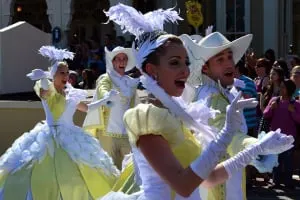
[[124, 104, 202, 199], [41, 84, 87, 126]]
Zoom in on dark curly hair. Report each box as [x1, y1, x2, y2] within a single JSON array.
[[263, 66, 285, 107], [282, 79, 296, 97]]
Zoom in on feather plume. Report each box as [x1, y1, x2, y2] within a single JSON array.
[[205, 25, 213, 36], [104, 3, 182, 38], [144, 7, 183, 31], [39, 46, 74, 62], [133, 35, 169, 68]]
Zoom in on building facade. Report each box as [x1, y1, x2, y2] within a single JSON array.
[[0, 0, 299, 58]]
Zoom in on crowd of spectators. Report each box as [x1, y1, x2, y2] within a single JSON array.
[[238, 47, 300, 190]]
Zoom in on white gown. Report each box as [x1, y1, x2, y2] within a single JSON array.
[[0, 85, 119, 200], [100, 147, 202, 200]]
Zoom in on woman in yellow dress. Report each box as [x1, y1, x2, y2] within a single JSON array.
[[0, 46, 120, 200], [100, 3, 294, 200]]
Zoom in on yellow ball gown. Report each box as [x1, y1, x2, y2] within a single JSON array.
[[0, 82, 121, 200]]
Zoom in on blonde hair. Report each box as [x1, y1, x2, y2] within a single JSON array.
[[291, 65, 300, 75], [57, 61, 68, 68]]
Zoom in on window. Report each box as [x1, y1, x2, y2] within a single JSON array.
[[217, 0, 250, 40], [226, 0, 248, 40]]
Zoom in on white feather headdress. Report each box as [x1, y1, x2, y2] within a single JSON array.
[[39, 46, 74, 79], [104, 3, 182, 39], [104, 3, 182, 69]]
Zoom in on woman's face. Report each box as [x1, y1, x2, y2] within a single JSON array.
[[68, 74, 77, 86], [53, 64, 69, 88], [146, 42, 190, 97], [255, 64, 266, 77], [270, 69, 279, 83], [279, 82, 287, 97], [82, 71, 88, 80], [291, 73, 300, 88]]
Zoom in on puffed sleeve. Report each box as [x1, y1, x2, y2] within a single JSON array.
[[123, 104, 184, 147]]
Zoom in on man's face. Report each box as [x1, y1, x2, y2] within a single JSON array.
[[112, 53, 128, 76], [202, 48, 235, 87]]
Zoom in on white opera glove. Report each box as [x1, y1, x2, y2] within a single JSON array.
[[26, 69, 50, 80], [253, 129, 294, 155], [87, 90, 119, 112], [40, 78, 49, 90], [190, 92, 258, 179], [223, 129, 294, 177], [233, 78, 246, 89], [212, 92, 258, 148], [225, 92, 258, 133]]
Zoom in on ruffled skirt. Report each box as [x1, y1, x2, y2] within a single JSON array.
[[0, 122, 120, 200]]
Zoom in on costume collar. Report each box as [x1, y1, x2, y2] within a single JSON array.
[[201, 74, 232, 98], [108, 69, 139, 97]]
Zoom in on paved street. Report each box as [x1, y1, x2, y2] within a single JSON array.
[[247, 177, 300, 200]]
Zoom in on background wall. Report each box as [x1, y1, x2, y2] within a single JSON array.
[[0, 101, 86, 154]]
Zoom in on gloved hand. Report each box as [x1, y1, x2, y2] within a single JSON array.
[[40, 78, 49, 90], [223, 129, 294, 177], [26, 69, 50, 80], [220, 91, 258, 145], [87, 90, 119, 112], [190, 92, 258, 179], [253, 129, 294, 155]]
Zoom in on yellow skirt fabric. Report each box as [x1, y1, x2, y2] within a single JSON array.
[[0, 146, 117, 200], [0, 122, 120, 200]]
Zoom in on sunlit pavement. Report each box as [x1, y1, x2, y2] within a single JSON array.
[[247, 176, 300, 200]]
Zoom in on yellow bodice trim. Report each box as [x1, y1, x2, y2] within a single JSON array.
[[34, 80, 66, 121], [124, 104, 202, 199]]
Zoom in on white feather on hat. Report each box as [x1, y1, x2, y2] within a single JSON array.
[[27, 46, 74, 80], [39, 46, 74, 79], [104, 3, 182, 69]]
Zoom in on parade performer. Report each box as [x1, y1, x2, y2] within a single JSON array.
[[98, 3, 294, 200], [0, 46, 120, 200], [83, 46, 139, 169], [179, 33, 280, 200]]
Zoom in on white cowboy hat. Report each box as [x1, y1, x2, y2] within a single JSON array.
[[179, 32, 253, 86], [179, 34, 205, 86], [105, 46, 136, 72]]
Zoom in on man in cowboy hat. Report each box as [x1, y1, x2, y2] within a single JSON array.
[[84, 46, 139, 169], [180, 32, 278, 200]]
